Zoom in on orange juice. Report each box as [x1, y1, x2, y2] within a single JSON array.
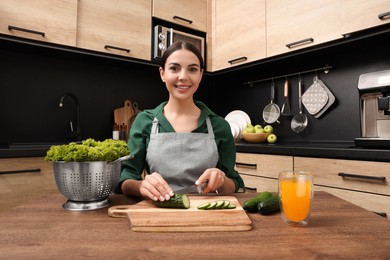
[[279, 172, 313, 224]]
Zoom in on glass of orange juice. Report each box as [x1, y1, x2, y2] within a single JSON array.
[[279, 171, 313, 226]]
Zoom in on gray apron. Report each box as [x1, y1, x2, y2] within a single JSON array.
[[146, 117, 219, 191]]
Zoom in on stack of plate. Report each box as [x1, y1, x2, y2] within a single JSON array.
[[224, 110, 251, 140]]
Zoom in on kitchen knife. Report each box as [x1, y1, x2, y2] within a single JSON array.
[[173, 180, 208, 194]]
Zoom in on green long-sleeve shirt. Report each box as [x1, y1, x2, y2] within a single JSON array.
[[116, 101, 245, 193]]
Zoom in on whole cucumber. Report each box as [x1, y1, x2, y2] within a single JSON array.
[[257, 195, 280, 215], [152, 194, 190, 209], [243, 191, 273, 213]]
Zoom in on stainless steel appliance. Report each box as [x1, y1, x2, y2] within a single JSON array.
[[153, 25, 205, 62], [355, 69, 390, 148]]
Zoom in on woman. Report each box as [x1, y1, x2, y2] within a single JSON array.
[[118, 41, 245, 202]]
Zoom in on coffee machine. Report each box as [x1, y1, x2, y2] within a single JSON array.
[[355, 69, 390, 148]]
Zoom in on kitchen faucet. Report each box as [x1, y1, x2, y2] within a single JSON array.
[[59, 92, 81, 141]]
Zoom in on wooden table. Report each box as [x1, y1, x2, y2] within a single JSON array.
[[0, 191, 389, 259]]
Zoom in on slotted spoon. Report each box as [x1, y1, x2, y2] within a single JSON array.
[[291, 77, 308, 133]]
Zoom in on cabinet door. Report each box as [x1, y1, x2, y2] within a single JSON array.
[[294, 157, 390, 195], [153, 0, 207, 32], [77, 0, 151, 60], [294, 157, 390, 217], [266, 0, 342, 57], [212, 0, 266, 71], [0, 157, 57, 211], [235, 153, 293, 192], [0, 0, 77, 46], [341, 0, 390, 35]]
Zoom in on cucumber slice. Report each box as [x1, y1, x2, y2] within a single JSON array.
[[215, 200, 225, 209], [206, 201, 218, 209], [197, 202, 210, 210], [222, 200, 231, 208], [225, 203, 236, 209]]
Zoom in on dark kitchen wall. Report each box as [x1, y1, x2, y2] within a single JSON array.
[[0, 39, 166, 144], [206, 29, 390, 144]]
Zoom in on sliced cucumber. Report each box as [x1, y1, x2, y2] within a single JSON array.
[[206, 201, 218, 209], [215, 200, 225, 209], [197, 200, 236, 210], [197, 202, 210, 210], [222, 200, 230, 208], [226, 203, 236, 209]]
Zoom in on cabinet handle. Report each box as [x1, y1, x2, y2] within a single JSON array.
[[8, 25, 45, 37], [378, 11, 390, 20], [235, 162, 257, 169], [0, 168, 41, 175], [245, 186, 257, 192], [104, 45, 130, 53], [173, 15, 193, 24], [286, 38, 314, 48], [228, 57, 248, 65], [338, 172, 386, 182]]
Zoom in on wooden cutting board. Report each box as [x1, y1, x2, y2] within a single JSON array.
[[114, 100, 135, 127], [108, 195, 252, 232]]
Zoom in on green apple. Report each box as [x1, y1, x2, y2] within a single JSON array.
[[254, 124, 263, 131], [267, 134, 277, 144], [263, 125, 273, 133], [245, 124, 255, 133], [255, 127, 265, 133]]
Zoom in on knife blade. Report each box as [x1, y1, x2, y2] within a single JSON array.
[[173, 180, 208, 194]]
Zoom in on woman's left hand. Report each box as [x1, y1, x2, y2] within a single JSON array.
[[196, 168, 227, 194]]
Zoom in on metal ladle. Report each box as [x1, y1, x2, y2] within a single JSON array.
[[291, 77, 308, 133]]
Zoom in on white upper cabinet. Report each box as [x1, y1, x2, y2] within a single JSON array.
[[211, 0, 266, 71], [266, 0, 342, 57], [76, 0, 151, 60], [0, 0, 77, 46], [153, 0, 207, 32], [341, 0, 390, 35]]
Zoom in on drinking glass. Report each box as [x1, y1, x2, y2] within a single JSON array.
[[279, 171, 314, 226]]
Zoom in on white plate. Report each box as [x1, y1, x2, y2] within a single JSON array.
[[225, 110, 251, 125], [225, 115, 247, 133], [228, 121, 241, 140]]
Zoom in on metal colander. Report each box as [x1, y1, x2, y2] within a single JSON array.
[[53, 155, 132, 211]]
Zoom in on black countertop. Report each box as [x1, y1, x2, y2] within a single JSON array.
[[235, 141, 390, 162], [1, 141, 390, 163], [0, 143, 64, 159]]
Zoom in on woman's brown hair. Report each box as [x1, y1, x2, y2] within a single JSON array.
[[160, 41, 204, 70]]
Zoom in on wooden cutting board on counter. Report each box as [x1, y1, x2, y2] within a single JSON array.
[[108, 195, 252, 232], [114, 100, 135, 126]]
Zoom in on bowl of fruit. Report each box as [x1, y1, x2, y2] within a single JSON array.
[[242, 124, 277, 144]]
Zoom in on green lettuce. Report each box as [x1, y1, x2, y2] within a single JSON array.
[[45, 138, 129, 162]]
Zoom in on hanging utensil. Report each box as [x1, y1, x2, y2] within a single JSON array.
[[313, 77, 335, 118], [281, 79, 291, 116], [262, 81, 280, 124], [302, 76, 329, 115], [291, 77, 308, 133]]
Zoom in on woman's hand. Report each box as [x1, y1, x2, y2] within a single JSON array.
[[139, 172, 174, 201], [197, 168, 235, 194]]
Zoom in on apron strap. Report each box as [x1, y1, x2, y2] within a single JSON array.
[[151, 117, 159, 134], [205, 117, 215, 138]]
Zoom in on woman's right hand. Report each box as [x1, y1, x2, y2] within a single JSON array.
[[139, 172, 174, 201]]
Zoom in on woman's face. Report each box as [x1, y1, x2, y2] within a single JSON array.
[[159, 49, 203, 101]]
